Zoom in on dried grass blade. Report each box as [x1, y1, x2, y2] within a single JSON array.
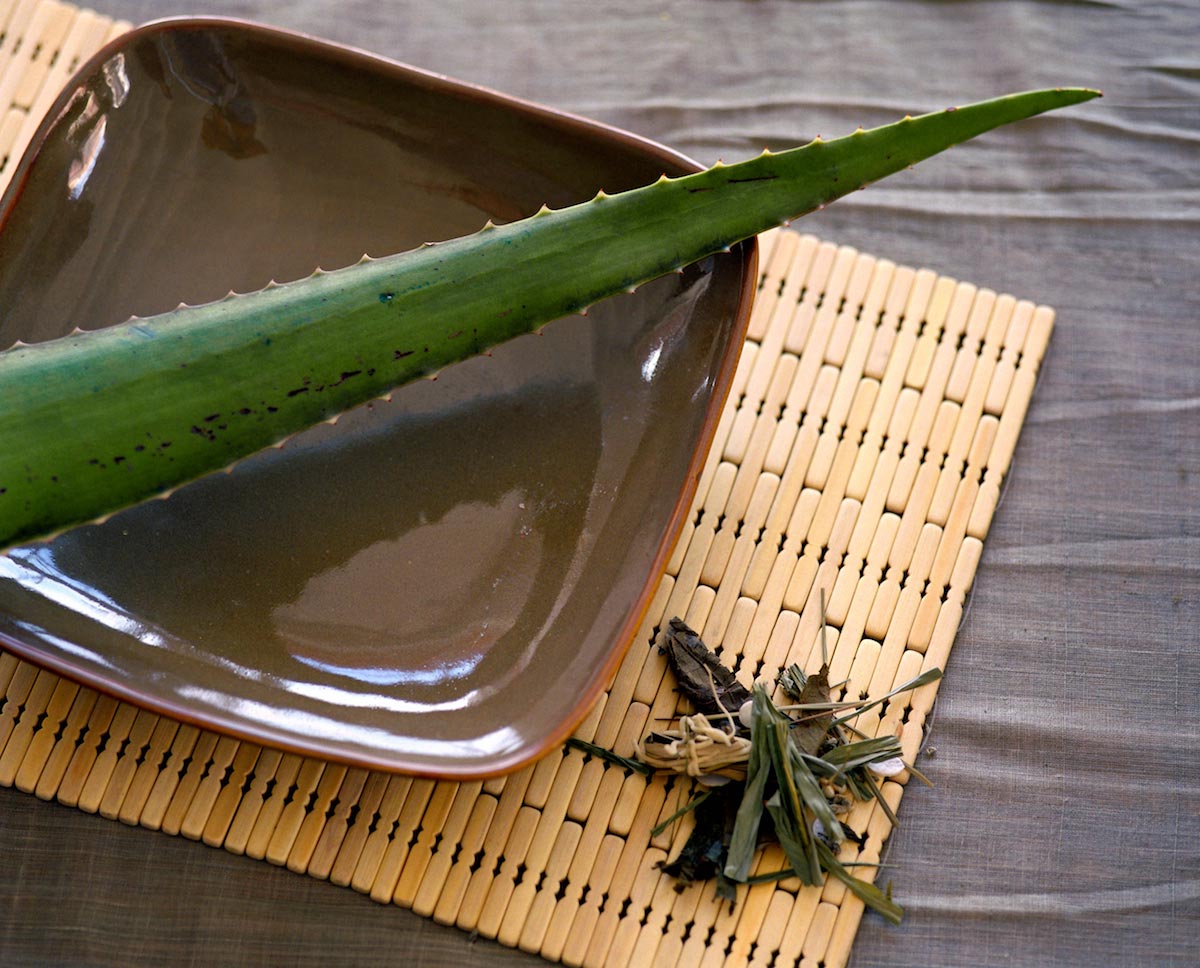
[[860, 767, 900, 827], [829, 668, 943, 728], [777, 663, 807, 700], [651, 789, 712, 838], [723, 689, 773, 882], [821, 736, 903, 773], [566, 737, 654, 775], [765, 789, 821, 884], [816, 839, 904, 925], [786, 744, 844, 844]]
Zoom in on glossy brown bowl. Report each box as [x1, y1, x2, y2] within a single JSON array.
[[0, 18, 755, 777]]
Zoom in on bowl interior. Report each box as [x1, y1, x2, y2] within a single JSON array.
[[0, 20, 753, 775]]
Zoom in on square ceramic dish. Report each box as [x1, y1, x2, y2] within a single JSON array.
[[0, 18, 755, 777]]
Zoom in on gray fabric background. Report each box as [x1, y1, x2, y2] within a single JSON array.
[[1, 1, 1196, 966]]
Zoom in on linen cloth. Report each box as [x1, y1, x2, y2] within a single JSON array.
[[1, 2, 1195, 966]]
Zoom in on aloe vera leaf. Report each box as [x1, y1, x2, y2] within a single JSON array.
[[0, 87, 1098, 550]]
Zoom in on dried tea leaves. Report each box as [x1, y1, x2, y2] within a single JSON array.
[[629, 616, 942, 924], [657, 617, 752, 716]]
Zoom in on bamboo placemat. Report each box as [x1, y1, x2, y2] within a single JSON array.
[[0, 3, 1055, 965]]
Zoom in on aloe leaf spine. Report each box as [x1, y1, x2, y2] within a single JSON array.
[[0, 87, 1099, 551]]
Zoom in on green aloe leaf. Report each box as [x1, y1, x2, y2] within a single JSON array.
[[0, 87, 1097, 550]]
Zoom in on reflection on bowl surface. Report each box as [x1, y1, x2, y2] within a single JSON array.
[[0, 18, 754, 776]]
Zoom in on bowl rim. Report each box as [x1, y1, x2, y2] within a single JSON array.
[[0, 15, 758, 779]]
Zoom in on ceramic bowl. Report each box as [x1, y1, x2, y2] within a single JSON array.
[[0, 18, 755, 777]]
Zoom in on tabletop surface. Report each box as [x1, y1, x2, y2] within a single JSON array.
[[1, 1, 1196, 966]]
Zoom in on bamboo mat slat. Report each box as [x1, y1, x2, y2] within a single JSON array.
[[0, 3, 1056, 965]]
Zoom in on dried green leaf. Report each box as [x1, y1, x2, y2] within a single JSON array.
[[905, 760, 935, 788], [756, 687, 843, 845], [816, 839, 904, 925], [723, 689, 774, 882], [565, 737, 654, 776], [790, 663, 833, 757], [822, 735, 903, 774], [761, 693, 823, 881], [764, 788, 821, 884], [660, 785, 738, 889], [651, 789, 712, 838], [798, 754, 840, 779], [776, 663, 808, 701], [859, 765, 899, 828], [788, 746, 845, 844], [745, 860, 881, 885], [844, 766, 876, 803], [659, 618, 752, 717], [828, 668, 943, 729]]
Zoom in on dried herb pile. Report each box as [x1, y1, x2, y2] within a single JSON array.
[[605, 615, 940, 924]]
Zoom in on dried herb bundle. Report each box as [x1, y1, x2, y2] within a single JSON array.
[[633, 616, 942, 924]]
